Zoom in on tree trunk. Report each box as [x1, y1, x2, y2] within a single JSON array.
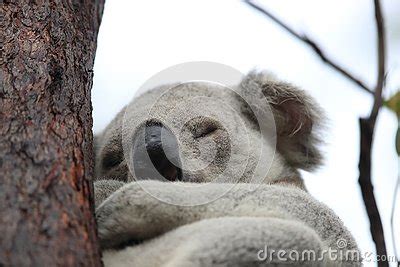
[[0, 1, 105, 266]]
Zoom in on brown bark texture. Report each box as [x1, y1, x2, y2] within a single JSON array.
[[0, 0, 104, 266]]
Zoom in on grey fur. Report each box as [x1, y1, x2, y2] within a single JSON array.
[[94, 71, 359, 266]]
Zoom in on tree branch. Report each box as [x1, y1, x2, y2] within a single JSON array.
[[370, 0, 386, 123], [358, 118, 388, 266], [357, 0, 388, 265], [244, 0, 374, 95]]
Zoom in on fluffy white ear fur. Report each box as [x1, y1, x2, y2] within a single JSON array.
[[96, 181, 361, 266], [239, 71, 325, 171]]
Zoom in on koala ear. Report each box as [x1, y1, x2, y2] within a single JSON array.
[[238, 71, 324, 171]]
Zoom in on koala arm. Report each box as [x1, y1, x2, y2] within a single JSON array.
[[96, 181, 283, 248], [95, 180, 358, 256], [103, 217, 327, 267]]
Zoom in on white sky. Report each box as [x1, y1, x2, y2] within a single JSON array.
[[92, 1, 400, 265]]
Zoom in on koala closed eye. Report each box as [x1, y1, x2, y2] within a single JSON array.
[[101, 146, 123, 169], [102, 152, 122, 169], [189, 117, 220, 139], [195, 124, 218, 138]]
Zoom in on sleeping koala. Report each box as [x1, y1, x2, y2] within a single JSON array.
[[94, 71, 361, 266]]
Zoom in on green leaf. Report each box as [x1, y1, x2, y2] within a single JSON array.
[[385, 91, 400, 118]]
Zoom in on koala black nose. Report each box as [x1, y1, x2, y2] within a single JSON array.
[[133, 123, 182, 181]]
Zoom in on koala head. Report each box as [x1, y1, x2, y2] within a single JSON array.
[[94, 71, 323, 188]]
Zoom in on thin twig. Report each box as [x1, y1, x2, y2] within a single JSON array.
[[243, 0, 374, 95], [370, 0, 386, 123]]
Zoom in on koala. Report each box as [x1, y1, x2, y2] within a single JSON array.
[[94, 71, 361, 266]]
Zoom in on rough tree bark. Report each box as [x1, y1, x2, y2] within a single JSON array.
[[0, 1, 105, 266]]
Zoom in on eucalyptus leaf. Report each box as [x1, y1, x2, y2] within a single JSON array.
[[385, 91, 400, 118]]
